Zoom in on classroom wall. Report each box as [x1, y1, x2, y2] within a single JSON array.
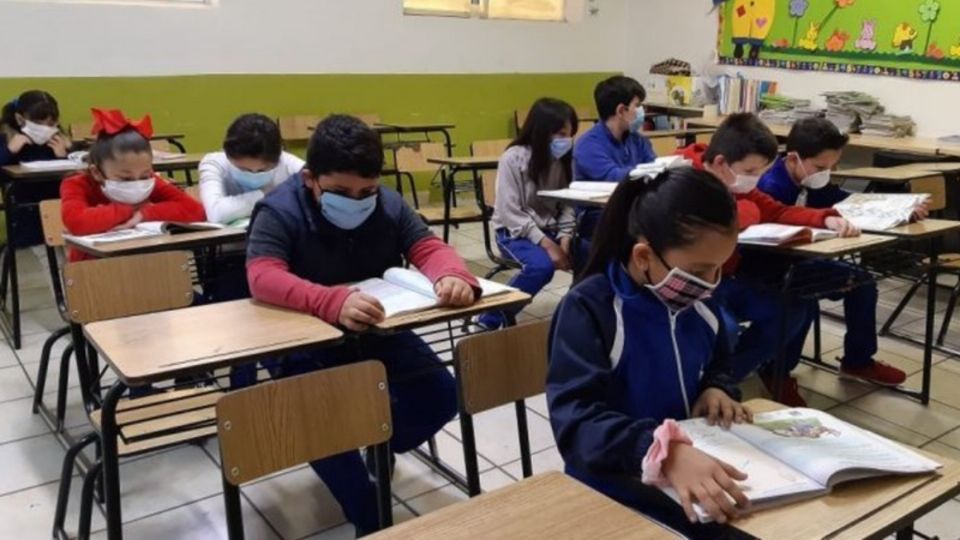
[[624, 0, 958, 138]]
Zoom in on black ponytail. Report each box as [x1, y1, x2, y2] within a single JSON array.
[[579, 167, 737, 279], [1, 90, 60, 134]]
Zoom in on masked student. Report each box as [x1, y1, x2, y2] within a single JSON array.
[[755, 117, 922, 386], [676, 113, 859, 407], [60, 109, 205, 262], [478, 97, 578, 330], [245, 114, 480, 536], [1, 90, 74, 251], [547, 168, 752, 538]]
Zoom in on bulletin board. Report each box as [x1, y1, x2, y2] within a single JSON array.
[[715, 0, 960, 82]]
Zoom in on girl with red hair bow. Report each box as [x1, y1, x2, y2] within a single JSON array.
[[60, 108, 205, 261]]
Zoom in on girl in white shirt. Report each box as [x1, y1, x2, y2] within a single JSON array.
[[199, 113, 304, 225]]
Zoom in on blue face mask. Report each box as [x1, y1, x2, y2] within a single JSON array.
[[629, 105, 646, 133], [550, 137, 574, 159], [319, 191, 378, 230], [232, 167, 275, 192]]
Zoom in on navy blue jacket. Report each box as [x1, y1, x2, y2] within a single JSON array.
[[573, 122, 657, 181], [0, 133, 59, 166], [758, 157, 850, 209], [546, 263, 740, 508]]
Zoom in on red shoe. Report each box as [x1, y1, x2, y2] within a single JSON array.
[[840, 360, 906, 386], [760, 374, 807, 407]]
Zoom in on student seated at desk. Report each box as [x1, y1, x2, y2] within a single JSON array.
[[1, 90, 73, 250], [547, 168, 751, 537], [756, 117, 921, 386], [677, 113, 859, 406], [199, 113, 304, 225], [478, 97, 578, 330], [245, 114, 479, 536], [60, 108, 205, 262]]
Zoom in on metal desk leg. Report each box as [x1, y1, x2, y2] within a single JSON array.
[[440, 129, 453, 158], [100, 381, 127, 539], [1, 181, 21, 349], [442, 167, 453, 243], [894, 523, 914, 540], [921, 240, 937, 405]]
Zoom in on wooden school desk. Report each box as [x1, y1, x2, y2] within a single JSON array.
[[832, 166, 944, 187], [0, 154, 204, 349], [64, 226, 247, 258], [83, 299, 344, 539], [374, 122, 456, 156], [426, 155, 500, 242], [734, 399, 960, 540], [644, 101, 707, 119], [369, 471, 677, 540]]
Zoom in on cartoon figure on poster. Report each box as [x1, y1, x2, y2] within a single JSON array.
[[714, 0, 777, 60]]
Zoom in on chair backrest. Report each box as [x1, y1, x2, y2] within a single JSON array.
[[911, 175, 947, 212], [455, 321, 551, 415], [649, 134, 680, 157], [184, 185, 201, 202], [394, 142, 447, 174], [514, 109, 528, 132], [471, 139, 511, 158], [574, 120, 595, 141], [278, 115, 323, 141], [150, 139, 173, 153], [353, 113, 381, 127], [481, 170, 498, 208], [39, 199, 65, 248], [217, 360, 392, 485], [695, 132, 714, 146], [70, 121, 94, 140], [63, 251, 195, 324]]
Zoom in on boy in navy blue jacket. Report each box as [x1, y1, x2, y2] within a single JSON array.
[[757, 118, 914, 386], [548, 168, 751, 537], [246, 115, 480, 535]]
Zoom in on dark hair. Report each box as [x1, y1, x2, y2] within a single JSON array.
[[513, 98, 578, 189], [307, 114, 383, 179], [786, 117, 850, 159], [1, 90, 60, 133], [594, 76, 646, 120], [89, 129, 152, 168], [703, 112, 779, 166], [223, 113, 283, 163], [580, 167, 737, 278]]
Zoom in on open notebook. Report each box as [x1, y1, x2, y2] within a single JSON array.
[[738, 224, 837, 246], [64, 221, 228, 246], [661, 408, 940, 523], [354, 268, 516, 318], [538, 181, 616, 203], [833, 193, 929, 231], [628, 155, 691, 180]]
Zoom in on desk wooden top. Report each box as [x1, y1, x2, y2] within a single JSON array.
[[84, 299, 343, 386], [368, 471, 677, 540], [875, 219, 960, 239], [895, 162, 960, 173], [537, 191, 609, 209], [644, 101, 706, 118], [734, 399, 960, 540], [1, 153, 203, 180], [374, 122, 456, 133], [833, 167, 942, 183], [644, 127, 717, 139], [427, 156, 500, 168], [65, 227, 246, 258], [741, 234, 896, 259], [938, 145, 960, 158], [372, 290, 531, 333]]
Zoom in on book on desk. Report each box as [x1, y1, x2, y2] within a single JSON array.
[[64, 221, 233, 247], [834, 193, 929, 232], [355, 268, 516, 318], [738, 224, 838, 246]]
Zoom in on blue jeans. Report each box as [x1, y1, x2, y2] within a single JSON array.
[[479, 229, 557, 329], [264, 331, 457, 533]]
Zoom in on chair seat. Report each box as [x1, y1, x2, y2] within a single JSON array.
[[924, 252, 960, 270], [90, 387, 223, 456], [417, 205, 483, 223]]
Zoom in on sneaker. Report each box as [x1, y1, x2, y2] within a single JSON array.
[[840, 360, 906, 386], [760, 373, 807, 407]]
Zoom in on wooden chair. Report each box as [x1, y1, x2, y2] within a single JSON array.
[[695, 132, 714, 146], [648, 133, 681, 157], [353, 113, 381, 127], [575, 120, 595, 141], [52, 251, 221, 540], [454, 321, 551, 495], [468, 141, 521, 279], [217, 361, 394, 538], [69, 121, 94, 140], [185, 184, 201, 203], [278, 115, 323, 142], [396, 144, 483, 237], [470, 139, 511, 158]]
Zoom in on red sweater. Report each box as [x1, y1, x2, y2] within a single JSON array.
[[676, 143, 839, 273], [61, 172, 206, 261]]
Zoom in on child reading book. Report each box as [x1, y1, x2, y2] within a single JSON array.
[[60, 109, 205, 262], [245, 114, 480, 536], [547, 168, 751, 536]]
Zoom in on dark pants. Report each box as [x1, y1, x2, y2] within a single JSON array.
[[479, 229, 557, 329], [265, 331, 457, 533]]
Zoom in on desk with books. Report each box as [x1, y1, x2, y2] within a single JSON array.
[[64, 225, 247, 258], [426, 156, 499, 243]]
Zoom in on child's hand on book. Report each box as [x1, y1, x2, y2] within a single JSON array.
[[339, 291, 386, 331], [110, 210, 143, 231], [663, 442, 750, 524], [824, 216, 860, 237], [912, 200, 930, 222], [434, 277, 476, 307], [692, 388, 753, 428]]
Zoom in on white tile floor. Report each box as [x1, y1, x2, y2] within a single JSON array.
[[2, 224, 960, 539]]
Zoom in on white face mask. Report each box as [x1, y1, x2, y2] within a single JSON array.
[[794, 154, 832, 189], [21, 120, 59, 145], [725, 164, 760, 194], [102, 177, 156, 205]]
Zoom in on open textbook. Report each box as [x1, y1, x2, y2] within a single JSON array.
[[738, 224, 837, 246], [661, 408, 940, 523], [354, 267, 516, 318], [833, 193, 929, 232], [629, 155, 691, 180], [64, 221, 229, 246], [537, 181, 617, 203]]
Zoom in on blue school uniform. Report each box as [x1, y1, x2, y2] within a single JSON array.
[[757, 158, 878, 369], [547, 262, 740, 537], [0, 133, 65, 247], [572, 122, 657, 182]]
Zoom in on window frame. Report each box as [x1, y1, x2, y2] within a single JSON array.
[[403, 0, 567, 22]]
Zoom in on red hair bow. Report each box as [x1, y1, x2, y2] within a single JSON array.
[[90, 108, 154, 139]]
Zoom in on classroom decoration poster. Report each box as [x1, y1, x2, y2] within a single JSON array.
[[714, 0, 960, 82]]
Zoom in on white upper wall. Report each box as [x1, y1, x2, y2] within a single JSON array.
[[0, 0, 627, 77], [625, 0, 958, 138]]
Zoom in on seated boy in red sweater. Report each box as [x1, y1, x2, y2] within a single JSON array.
[[60, 109, 204, 262], [677, 113, 858, 406]]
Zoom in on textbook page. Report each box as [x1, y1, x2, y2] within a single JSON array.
[[834, 194, 928, 232], [567, 181, 618, 193], [730, 408, 940, 487], [19, 159, 83, 171], [537, 188, 610, 202], [384, 267, 515, 299], [63, 228, 161, 246], [354, 276, 437, 318], [738, 224, 810, 245]]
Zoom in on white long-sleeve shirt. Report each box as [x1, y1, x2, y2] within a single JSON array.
[[198, 151, 305, 224], [490, 146, 575, 245]]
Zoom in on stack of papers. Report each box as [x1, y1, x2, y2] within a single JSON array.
[[20, 160, 84, 171], [833, 193, 928, 231], [859, 114, 917, 138]]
